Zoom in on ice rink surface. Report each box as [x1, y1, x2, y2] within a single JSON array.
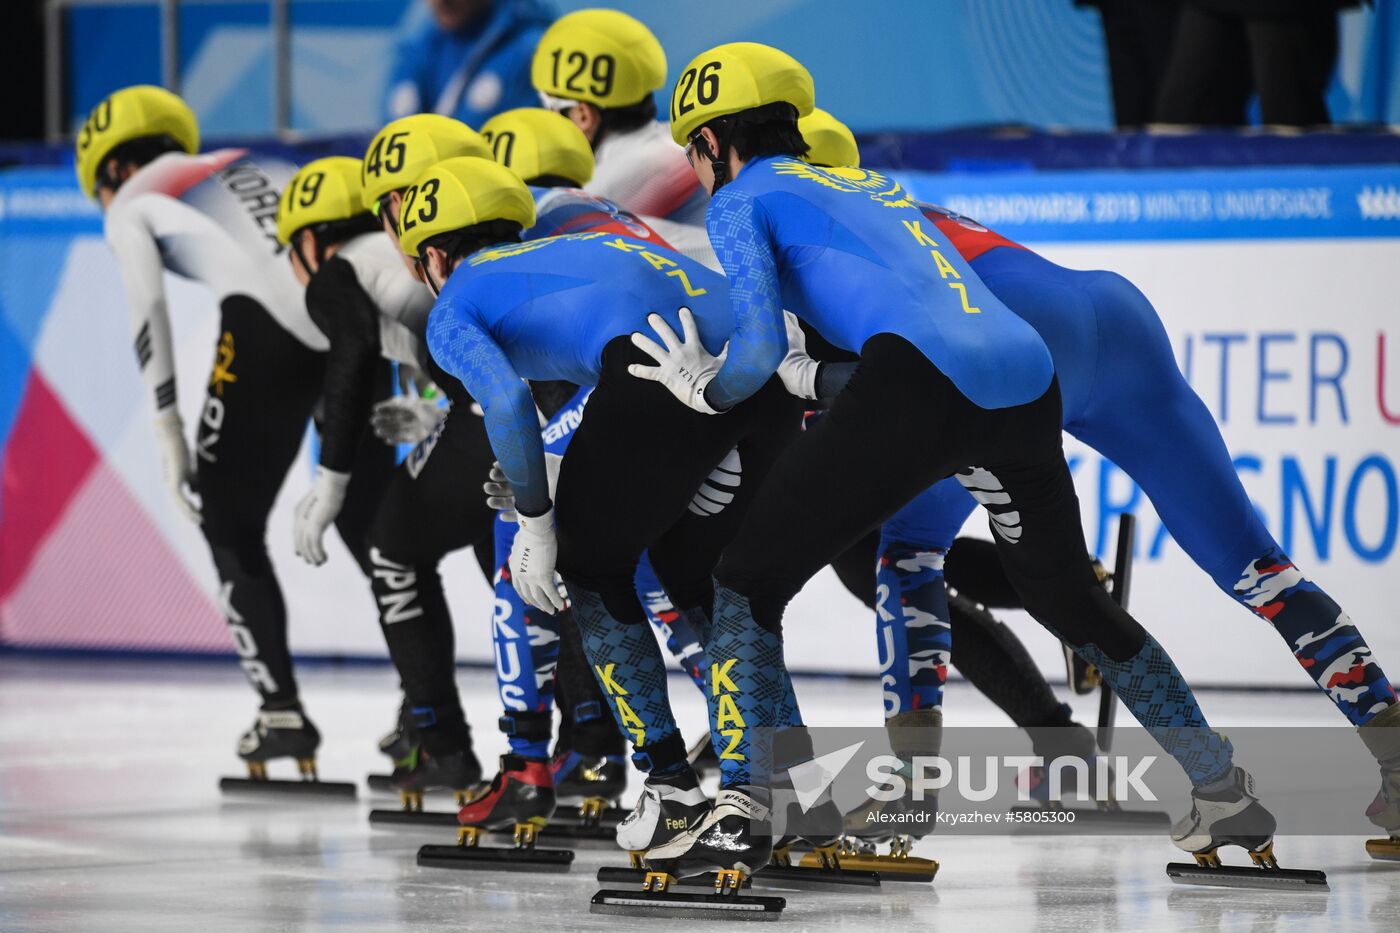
[[2, 656, 1397, 932]]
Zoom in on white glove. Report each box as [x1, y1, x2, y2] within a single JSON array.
[[777, 311, 820, 400], [369, 395, 446, 446], [154, 410, 201, 524], [627, 308, 727, 415], [510, 508, 566, 614], [483, 453, 563, 521], [293, 467, 350, 566]]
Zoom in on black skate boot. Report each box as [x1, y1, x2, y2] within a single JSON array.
[[552, 751, 627, 827], [833, 709, 940, 882], [220, 707, 355, 798], [367, 700, 420, 795], [379, 698, 418, 762], [416, 755, 573, 873], [392, 746, 484, 811], [762, 758, 880, 889], [1167, 766, 1327, 889], [1359, 703, 1400, 861], [591, 787, 785, 919]]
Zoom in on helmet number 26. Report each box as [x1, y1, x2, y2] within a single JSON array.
[[672, 62, 721, 121], [549, 49, 615, 99]]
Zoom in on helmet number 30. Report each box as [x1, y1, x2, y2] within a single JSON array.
[[399, 178, 441, 233], [549, 49, 615, 99], [672, 61, 721, 121], [77, 98, 114, 153]]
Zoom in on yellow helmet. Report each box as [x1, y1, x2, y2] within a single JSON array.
[[800, 108, 859, 168], [361, 114, 492, 209], [481, 108, 595, 187], [75, 85, 199, 200], [396, 156, 537, 259], [669, 42, 814, 146], [275, 157, 369, 246], [531, 9, 666, 109]]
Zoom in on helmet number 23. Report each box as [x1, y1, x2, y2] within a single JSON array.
[[549, 49, 615, 99], [399, 178, 440, 232], [672, 62, 721, 121]]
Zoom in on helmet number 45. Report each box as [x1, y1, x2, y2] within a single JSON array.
[[671, 61, 721, 121]]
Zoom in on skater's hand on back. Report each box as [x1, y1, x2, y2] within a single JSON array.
[[369, 395, 446, 446], [628, 308, 727, 415], [777, 311, 819, 401], [484, 455, 562, 521], [154, 410, 202, 524], [293, 467, 350, 566], [509, 508, 566, 614]]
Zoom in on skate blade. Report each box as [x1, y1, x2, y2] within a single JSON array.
[[368, 808, 458, 828], [1165, 862, 1329, 890], [366, 773, 396, 794], [753, 864, 882, 890], [590, 888, 783, 920], [496, 821, 615, 843], [1009, 804, 1171, 829], [219, 776, 356, 799], [597, 867, 752, 889], [1365, 838, 1400, 861], [802, 851, 937, 883], [417, 842, 573, 873]]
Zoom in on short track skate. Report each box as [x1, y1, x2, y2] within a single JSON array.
[[416, 755, 573, 872], [219, 710, 356, 799], [368, 747, 483, 828], [1166, 841, 1328, 890], [591, 868, 784, 920], [1166, 767, 1327, 890], [807, 835, 938, 883], [592, 789, 786, 919]]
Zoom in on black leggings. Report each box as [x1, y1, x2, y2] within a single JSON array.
[[196, 295, 394, 710], [364, 380, 498, 755], [555, 339, 802, 624], [716, 333, 1147, 662]]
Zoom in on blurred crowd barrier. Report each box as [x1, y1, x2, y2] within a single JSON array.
[[44, 0, 1400, 139]]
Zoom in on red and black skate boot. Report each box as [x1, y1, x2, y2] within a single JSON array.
[[416, 754, 573, 872], [458, 754, 556, 833]]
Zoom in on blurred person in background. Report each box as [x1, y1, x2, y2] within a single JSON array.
[[1155, 0, 1366, 126], [384, 0, 553, 126], [1077, 0, 1181, 128]]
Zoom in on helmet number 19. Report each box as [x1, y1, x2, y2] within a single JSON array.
[[671, 62, 721, 122], [549, 49, 616, 99], [287, 171, 325, 210]]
